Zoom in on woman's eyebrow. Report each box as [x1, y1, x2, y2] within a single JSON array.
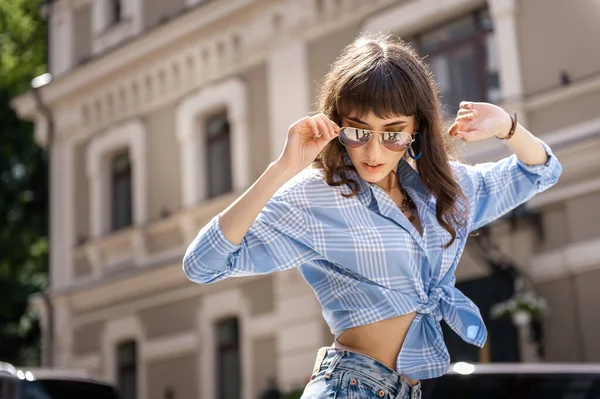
[[346, 116, 408, 127]]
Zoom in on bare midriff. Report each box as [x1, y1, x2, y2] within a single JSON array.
[[333, 313, 420, 386], [331, 179, 422, 385]]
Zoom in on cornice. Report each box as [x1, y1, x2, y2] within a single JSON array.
[[12, 0, 398, 146]]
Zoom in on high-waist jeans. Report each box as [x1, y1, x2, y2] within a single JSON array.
[[300, 347, 422, 399]]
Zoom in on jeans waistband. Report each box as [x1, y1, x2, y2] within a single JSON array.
[[312, 346, 422, 399]]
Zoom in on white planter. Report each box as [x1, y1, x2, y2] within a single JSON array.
[[511, 310, 531, 327]]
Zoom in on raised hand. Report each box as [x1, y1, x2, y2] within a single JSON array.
[[448, 101, 513, 142], [277, 113, 341, 174]]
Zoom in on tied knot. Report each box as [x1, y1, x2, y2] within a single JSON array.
[[418, 287, 443, 319]]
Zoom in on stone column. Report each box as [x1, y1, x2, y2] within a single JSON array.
[[267, 41, 310, 162], [488, 0, 528, 125]]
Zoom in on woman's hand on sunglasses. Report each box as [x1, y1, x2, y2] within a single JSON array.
[[277, 113, 340, 174]]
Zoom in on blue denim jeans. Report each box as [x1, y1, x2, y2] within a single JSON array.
[[300, 347, 422, 399]]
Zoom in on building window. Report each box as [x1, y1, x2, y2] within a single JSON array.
[[205, 112, 233, 198], [117, 340, 137, 399], [411, 9, 500, 117], [109, 0, 123, 26], [111, 151, 132, 231], [217, 318, 240, 399]]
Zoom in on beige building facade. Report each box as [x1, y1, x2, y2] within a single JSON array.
[[11, 0, 600, 398]]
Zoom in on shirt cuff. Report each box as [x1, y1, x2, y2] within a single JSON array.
[[207, 214, 242, 256], [515, 138, 557, 173]]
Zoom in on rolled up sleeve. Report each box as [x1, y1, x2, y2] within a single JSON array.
[[182, 199, 320, 284], [452, 139, 563, 232]]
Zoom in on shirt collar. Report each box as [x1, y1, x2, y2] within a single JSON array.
[[397, 158, 433, 202]]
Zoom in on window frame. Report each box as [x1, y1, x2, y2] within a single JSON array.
[[410, 9, 496, 113], [176, 78, 250, 208], [110, 150, 133, 231], [86, 119, 147, 239], [116, 340, 138, 399], [216, 317, 241, 399], [108, 0, 123, 27], [204, 112, 233, 199]]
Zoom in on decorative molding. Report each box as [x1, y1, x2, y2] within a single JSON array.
[[50, 192, 239, 309], [63, 141, 76, 287], [94, 18, 134, 55], [92, 0, 142, 54], [13, 0, 400, 147], [86, 119, 147, 238], [199, 288, 255, 399], [176, 78, 250, 207], [143, 332, 199, 363], [101, 315, 147, 399]]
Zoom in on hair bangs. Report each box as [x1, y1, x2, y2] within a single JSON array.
[[336, 59, 418, 121]]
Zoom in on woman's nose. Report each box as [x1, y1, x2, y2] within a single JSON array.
[[364, 134, 384, 155]]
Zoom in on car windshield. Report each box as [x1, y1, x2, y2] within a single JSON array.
[[20, 379, 119, 399], [422, 373, 600, 399]]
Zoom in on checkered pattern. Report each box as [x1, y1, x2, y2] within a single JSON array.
[[183, 139, 562, 380]]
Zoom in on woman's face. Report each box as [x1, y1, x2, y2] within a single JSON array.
[[341, 111, 417, 188]]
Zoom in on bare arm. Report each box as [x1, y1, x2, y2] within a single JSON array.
[[182, 114, 340, 284], [451, 101, 549, 166], [500, 121, 549, 166], [449, 101, 562, 231], [214, 113, 340, 245], [219, 162, 297, 245]]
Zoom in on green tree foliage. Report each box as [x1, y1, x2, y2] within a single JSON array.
[[0, 0, 48, 366]]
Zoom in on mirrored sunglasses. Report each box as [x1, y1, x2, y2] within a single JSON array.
[[337, 127, 415, 152]]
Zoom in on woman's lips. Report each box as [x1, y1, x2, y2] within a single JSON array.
[[362, 162, 384, 173]]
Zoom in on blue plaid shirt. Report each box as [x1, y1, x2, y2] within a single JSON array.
[[183, 139, 562, 380]]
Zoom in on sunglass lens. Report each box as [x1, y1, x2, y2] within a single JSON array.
[[338, 127, 371, 148], [381, 132, 412, 151]]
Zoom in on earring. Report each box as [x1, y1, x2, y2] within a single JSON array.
[[407, 130, 423, 160]]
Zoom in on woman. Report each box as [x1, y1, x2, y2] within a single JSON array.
[[183, 33, 562, 399]]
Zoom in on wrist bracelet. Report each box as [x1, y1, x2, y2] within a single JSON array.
[[497, 111, 518, 140]]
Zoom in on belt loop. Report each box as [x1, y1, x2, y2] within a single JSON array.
[[324, 349, 344, 379], [410, 381, 422, 399], [398, 379, 407, 398], [311, 347, 328, 377]]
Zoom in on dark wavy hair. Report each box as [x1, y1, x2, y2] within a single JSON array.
[[312, 32, 467, 247]]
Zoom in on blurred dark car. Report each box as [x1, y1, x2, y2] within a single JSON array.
[[421, 362, 600, 399], [0, 362, 120, 399]]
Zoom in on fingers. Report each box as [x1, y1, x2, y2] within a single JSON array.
[[313, 114, 340, 141], [313, 117, 330, 141], [459, 101, 478, 110], [457, 108, 478, 117], [455, 113, 476, 123], [306, 117, 320, 139], [451, 106, 478, 141], [448, 122, 461, 138]]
